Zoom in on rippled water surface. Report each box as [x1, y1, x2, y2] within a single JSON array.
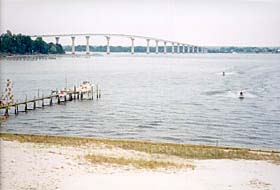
[[1, 54, 280, 149]]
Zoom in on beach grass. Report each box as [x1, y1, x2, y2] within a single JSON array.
[[84, 154, 190, 169], [1, 133, 280, 162]]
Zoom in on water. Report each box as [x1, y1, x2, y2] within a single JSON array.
[[1, 53, 280, 149]]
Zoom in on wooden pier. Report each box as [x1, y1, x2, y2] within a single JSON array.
[[0, 84, 101, 118]]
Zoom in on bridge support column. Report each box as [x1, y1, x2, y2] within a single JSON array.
[[163, 41, 167, 54], [172, 43, 174, 54], [131, 37, 135, 54], [155, 40, 159, 54], [86, 36, 90, 55], [106, 36, 110, 54], [183, 45, 185, 53], [177, 43, 180, 53], [55, 37, 60, 44], [71, 36, 75, 54], [197, 47, 200, 53], [146, 39, 150, 54]]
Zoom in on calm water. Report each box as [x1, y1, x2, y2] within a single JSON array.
[[1, 54, 280, 149]]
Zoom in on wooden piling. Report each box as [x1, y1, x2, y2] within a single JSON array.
[[58, 96, 61, 104], [96, 85, 99, 99], [24, 103, 28, 112], [33, 98, 36, 110], [64, 95, 67, 102], [74, 86, 76, 100], [5, 107, 9, 117], [42, 96, 44, 107], [50, 97, 53, 106]]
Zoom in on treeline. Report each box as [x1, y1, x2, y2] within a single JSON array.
[[0, 30, 65, 55], [64, 45, 280, 54], [207, 46, 280, 53]]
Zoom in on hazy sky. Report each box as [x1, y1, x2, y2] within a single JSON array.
[[1, 0, 280, 46]]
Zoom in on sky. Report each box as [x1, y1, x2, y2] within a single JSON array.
[[1, 0, 280, 46]]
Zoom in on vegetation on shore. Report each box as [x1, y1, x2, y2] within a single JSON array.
[[84, 154, 190, 169], [1, 133, 279, 163], [64, 45, 280, 54], [0, 30, 65, 55]]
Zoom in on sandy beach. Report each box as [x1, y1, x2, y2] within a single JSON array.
[[0, 134, 279, 190]]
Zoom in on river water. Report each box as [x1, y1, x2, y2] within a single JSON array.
[[1, 53, 280, 149]]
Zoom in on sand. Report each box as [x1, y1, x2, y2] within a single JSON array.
[[0, 139, 279, 190]]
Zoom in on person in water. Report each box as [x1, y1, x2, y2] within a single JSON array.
[[239, 91, 244, 98]]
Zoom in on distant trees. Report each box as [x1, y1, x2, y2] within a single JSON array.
[[0, 30, 65, 55]]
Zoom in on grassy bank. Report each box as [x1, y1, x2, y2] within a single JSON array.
[[1, 133, 279, 163]]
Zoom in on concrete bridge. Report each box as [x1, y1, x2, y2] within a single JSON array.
[[31, 33, 207, 55]]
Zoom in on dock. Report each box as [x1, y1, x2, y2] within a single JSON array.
[[0, 82, 101, 118]]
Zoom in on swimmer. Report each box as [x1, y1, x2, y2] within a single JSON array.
[[239, 91, 244, 99]]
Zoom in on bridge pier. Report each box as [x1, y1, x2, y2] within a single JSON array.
[[86, 36, 90, 55], [55, 37, 60, 44], [197, 47, 200, 53], [155, 40, 159, 54], [172, 43, 174, 54], [131, 37, 135, 54], [106, 36, 110, 54], [71, 36, 75, 54], [146, 39, 150, 54], [182, 45, 185, 53], [163, 41, 167, 54], [177, 43, 180, 53], [191, 46, 194, 53]]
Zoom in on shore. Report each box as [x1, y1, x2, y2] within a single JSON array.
[[0, 133, 279, 190]]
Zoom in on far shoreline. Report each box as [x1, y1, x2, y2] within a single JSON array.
[[1, 52, 280, 60]]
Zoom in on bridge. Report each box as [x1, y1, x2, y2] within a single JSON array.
[[31, 33, 207, 55]]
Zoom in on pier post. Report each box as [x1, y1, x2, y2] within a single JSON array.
[[91, 86, 94, 100], [69, 93, 73, 101], [172, 43, 174, 54], [130, 37, 135, 54], [81, 93, 83, 100], [183, 45, 185, 53], [163, 41, 167, 54], [25, 103, 28, 112], [155, 40, 159, 54], [106, 36, 110, 54], [71, 36, 75, 54], [96, 85, 99, 99], [86, 36, 90, 55], [15, 105, 18, 115], [33, 97, 36, 110], [74, 86, 76, 100], [58, 96, 61, 104], [42, 96, 44, 107], [146, 39, 150, 54], [64, 95, 67, 102], [177, 43, 180, 53], [50, 97, 53, 106], [4, 107, 9, 117]]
